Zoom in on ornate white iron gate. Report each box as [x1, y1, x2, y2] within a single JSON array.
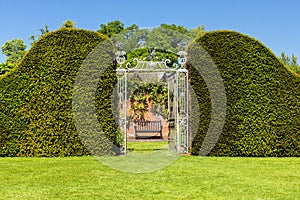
[[115, 45, 189, 154]]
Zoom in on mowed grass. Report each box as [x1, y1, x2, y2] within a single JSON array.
[[0, 150, 299, 199], [127, 141, 169, 152]]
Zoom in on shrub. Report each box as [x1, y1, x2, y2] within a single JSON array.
[[190, 31, 300, 156], [1, 29, 299, 157], [0, 29, 116, 156]]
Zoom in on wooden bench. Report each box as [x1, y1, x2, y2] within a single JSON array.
[[134, 121, 163, 139]]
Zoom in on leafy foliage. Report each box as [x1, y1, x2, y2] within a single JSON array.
[[1, 28, 299, 157], [98, 20, 125, 37], [190, 31, 300, 156], [61, 19, 76, 29], [124, 48, 175, 121], [279, 52, 300, 74], [0, 29, 115, 156], [129, 82, 168, 121], [0, 63, 15, 75], [103, 21, 205, 53], [126, 47, 178, 67], [160, 23, 206, 39], [1, 39, 27, 65], [29, 24, 50, 45]]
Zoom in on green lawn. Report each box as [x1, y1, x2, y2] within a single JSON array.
[[0, 151, 299, 199], [127, 141, 169, 152]]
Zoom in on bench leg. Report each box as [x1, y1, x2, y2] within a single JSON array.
[[160, 127, 163, 139]]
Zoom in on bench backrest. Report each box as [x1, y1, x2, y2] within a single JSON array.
[[134, 121, 162, 132]]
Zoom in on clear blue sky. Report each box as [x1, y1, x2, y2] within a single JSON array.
[[0, 0, 299, 62]]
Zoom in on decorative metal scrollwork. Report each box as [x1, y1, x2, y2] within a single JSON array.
[[116, 68, 126, 78], [114, 41, 189, 154]]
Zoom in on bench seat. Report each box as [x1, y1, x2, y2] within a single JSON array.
[[134, 121, 163, 139]]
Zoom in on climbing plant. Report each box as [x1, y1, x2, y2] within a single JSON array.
[[129, 82, 168, 122]]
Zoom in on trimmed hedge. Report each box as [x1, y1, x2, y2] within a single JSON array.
[[1, 29, 299, 157], [190, 31, 300, 156], [0, 29, 116, 156]]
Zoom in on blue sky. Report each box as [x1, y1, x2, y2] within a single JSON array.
[[0, 0, 299, 62]]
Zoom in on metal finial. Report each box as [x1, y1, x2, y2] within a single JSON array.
[[115, 42, 126, 66]]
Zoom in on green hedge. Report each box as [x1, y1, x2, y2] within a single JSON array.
[[190, 31, 300, 156], [0, 29, 117, 156], [1, 29, 299, 157]]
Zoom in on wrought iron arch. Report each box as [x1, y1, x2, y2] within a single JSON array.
[[115, 45, 189, 154]]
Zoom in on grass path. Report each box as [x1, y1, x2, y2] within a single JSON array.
[[0, 155, 299, 199]]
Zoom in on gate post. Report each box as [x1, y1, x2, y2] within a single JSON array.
[[116, 67, 127, 154], [175, 68, 189, 153], [175, 49, 189, 154], [115, 44, 127, 154]]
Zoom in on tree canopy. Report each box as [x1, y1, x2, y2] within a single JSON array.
[[0, 20, 205, 75], [98, 20, 125, 37], [0, 19, 298, 77], [279, 52, 300, 74], [1, 39, 26, 65]]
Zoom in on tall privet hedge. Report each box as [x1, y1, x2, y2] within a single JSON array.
[[1, 29, 299, 157], [190, 31, 300, 156], [0, 29, 117, 156]]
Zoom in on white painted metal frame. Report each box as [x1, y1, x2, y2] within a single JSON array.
[[115, 47, 189, 154]]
